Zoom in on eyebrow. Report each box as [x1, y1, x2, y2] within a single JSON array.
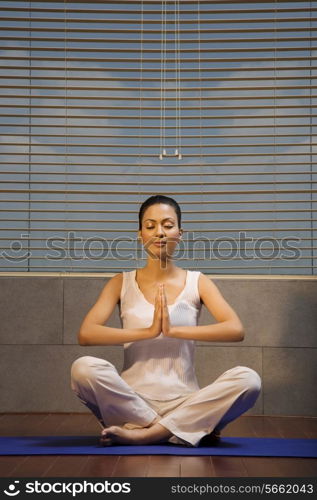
[[144, 218, 175, 222]]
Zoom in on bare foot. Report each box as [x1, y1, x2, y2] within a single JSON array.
[[100, 421, 172, 447], [99, 416, 161, 446], [100, 426, 147, 446]]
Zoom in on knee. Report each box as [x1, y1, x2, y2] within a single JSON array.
[[70, 356, 95, 387], [70, 356, 114, 387], [232, 366, 262, 395]]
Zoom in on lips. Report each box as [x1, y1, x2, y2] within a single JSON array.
[[153, 241, 167, 246]]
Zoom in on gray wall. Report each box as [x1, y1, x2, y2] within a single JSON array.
[[0, 275, 316, 417]]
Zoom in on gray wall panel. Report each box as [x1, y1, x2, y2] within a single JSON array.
[[0, 345, 123, 412], [263, 347, 317, 417], [0, 277, 63, 345], [197, 279, 317, 348], [64, 278, 122, 345]]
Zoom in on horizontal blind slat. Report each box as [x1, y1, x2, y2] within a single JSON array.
[[1, 6, 315, 14], [1, 75, 314, 81], [0, 226, 314, 232], [0, 113, 315, 118], [1, 26, 316, 33], [1, 160, 314, 165], [0, 133, 312, 138], [1, 208, 315, 213], [1, 217, 316, 223], [1, 45, 315, 53], [2, 15, 316, 23], [2, 56, 316, 63], [0, 65, 314, 72], [14, 0, 314, 4], [1, 85, 315, 91], [1, 180, 315, 186], [2, 102, 311, 109], [0, 198, 312, 205], [25, 95, 311, 101], [0, 141, 314, 147], [1, 188, 316, 194], [1, 35, 316, 42]]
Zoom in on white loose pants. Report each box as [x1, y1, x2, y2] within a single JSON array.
[[70, 356, 261, 447]]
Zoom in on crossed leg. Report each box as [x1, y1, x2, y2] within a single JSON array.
[[71, 356, 261, 447]]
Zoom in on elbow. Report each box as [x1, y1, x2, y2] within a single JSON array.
[[226, 318, 244, 342], [234, 323, 245, 342], [237, 328, 245, 342], [78, 328, 89, 346]]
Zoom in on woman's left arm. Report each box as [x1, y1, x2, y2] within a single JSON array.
[[166, 273, 245, 342]]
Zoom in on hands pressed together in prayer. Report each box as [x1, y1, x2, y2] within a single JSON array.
[[148, 283, 173, 338]]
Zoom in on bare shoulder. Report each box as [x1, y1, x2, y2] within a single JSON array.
[[197, 271, 241, 324], [198, 271, 218, 293], [110, 271, 123, 289], [79, 273, 124, 335], [98, 272, 123, 304]]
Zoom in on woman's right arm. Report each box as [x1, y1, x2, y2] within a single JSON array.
[[78, 273, 161, 346]]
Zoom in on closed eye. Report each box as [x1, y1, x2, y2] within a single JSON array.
[[146, 226, 174, 229]]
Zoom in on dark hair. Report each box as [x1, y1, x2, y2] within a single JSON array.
[[138, 195, 181, 230]]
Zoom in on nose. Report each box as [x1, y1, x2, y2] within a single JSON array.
[[155, 225, 165, 237]]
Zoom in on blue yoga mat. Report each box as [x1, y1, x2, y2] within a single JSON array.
[[0, 436, 316, 457]]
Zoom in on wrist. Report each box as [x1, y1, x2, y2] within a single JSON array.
[[142, 327, 154, 339], [145, 326, 161, 339], [166, 326, 176, 337]]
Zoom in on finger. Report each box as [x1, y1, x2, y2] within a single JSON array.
[[158, 284, 162, 301], [159, 285, 163, 311], [155, 299, 160, 319], [158, 300, 162, 318], [161, 285, 167, 307], [160, 285, 163, 304], [156, 286, 163, 319], [159, 284, 163, 308], [155, 286, 161, 306]]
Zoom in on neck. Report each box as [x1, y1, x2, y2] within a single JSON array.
[[141, 258, 178, 280]]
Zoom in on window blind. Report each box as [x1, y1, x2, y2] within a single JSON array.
[[0, 0, 315, 274]]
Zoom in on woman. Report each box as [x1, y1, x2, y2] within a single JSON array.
[[71, 194, 261, 447]]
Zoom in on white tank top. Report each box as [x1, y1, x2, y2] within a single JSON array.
[[118, 269, 203, 400]]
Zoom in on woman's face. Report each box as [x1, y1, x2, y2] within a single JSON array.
[[138, 203, 183, 260]]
